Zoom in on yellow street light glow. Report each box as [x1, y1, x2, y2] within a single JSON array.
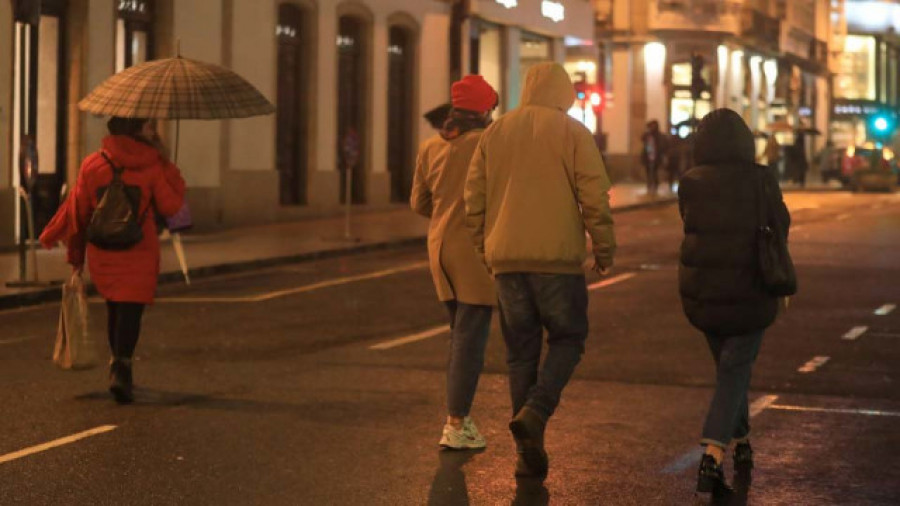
[[644, 42, 666, 62]]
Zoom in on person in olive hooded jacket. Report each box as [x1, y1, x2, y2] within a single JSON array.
[[678, 108, 791, 495], [465, 62, 615, 480]]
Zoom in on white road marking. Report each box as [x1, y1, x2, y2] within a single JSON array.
[[369, 325, 451, 350], [588, 272, 637, 291], [0, 336, 39, 346], [370, 272, 637, 351], [798, 356, 830, 373], [842, 326, 868, 341], [0, 425, 117, 465], [661, 395, 779, 474], [155, 262, 428, 303], [875, 304, 896, 316], [768, 405, 900, 417]]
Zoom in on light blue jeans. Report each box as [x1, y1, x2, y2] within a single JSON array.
[[700, 330, 765, 448]]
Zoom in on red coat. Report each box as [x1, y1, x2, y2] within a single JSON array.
[[43, 135, 185, 303]]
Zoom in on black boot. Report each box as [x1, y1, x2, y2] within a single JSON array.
[[697, 454, 732, 495], [733, 441, 754, 471], [509, 406, 548, 479], [109, 358, 134, 404]]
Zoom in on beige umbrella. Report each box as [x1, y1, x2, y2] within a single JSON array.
[[78, 53, 274, 284]]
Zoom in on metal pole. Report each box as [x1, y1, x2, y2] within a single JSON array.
[[23, 191, 38, 282], [344, 163, 353, 240]]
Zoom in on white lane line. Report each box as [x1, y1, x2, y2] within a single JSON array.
[[369, 325, 450, 350], [661, 395, 779, 474], [769, 405, 900, 417], [836, 213, 851, 221], [798, 356, 830, 373], [875, 304, 896, 316], [0, 425, 117, 465], [370, 272, 637, 351], [842, 326, 868, 341], [156, 262, 428, 303], [588, 272, 637, 291], [0, 336, 39, 346]]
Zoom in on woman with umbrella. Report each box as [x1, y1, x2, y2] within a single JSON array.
[[42, 117, 185, 403]]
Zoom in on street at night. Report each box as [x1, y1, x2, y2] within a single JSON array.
[[1, 192, 898, 505]]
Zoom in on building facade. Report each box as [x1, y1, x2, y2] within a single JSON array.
[[595, 0, 832, 181], [0, 0, 453, 248], [830, 0, 900, 151]]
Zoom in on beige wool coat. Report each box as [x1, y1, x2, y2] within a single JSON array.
[[411, 132, 496, 306]]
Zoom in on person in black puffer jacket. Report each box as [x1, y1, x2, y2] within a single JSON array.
[[678, 108, 791, 496]]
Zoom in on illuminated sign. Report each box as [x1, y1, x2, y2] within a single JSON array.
[[495, 0, 517, 8], [541, 1, 565, 22]]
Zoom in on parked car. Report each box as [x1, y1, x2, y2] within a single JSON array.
[[839, 145, 897, 192]]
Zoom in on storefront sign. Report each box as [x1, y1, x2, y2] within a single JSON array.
[[541, 1, 565, 22], [495, 0, 517, 8]]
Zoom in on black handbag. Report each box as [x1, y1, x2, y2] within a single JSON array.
[[755, 164, 797, 296]]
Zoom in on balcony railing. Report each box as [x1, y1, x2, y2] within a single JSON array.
[[740, 7, 780, 52]]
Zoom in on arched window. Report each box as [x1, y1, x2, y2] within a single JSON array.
[[337, 15, 368, 204], [276, 3, 309, 206], [115, 0, 154, 72], [387, 25, 415, 203]]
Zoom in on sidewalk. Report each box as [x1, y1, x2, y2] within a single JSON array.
[[0, 183, 674, 309]]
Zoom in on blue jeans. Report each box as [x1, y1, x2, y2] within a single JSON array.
[[700, 330, 765, 448], [444, 301, 493, 417], [495, 273, 589, 420]]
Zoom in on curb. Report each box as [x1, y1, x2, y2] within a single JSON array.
[[0, 198, 678, 312]]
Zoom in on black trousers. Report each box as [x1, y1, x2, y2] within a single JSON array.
[[106, 301, 145, 359]]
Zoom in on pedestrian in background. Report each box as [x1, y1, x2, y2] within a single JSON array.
[[465, 62, 616, 480], [788, 133, 809, 186], [678, 109, 791, 495], [42, 117, 185, 404], [411, 76, 498, 450], [641, 119, 668, 196]]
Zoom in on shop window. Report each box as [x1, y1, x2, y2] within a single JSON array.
[[836, 35, 876, 100], [387, 26, 414, 203], [12, 0, 67, 237], [276, 3, 309, 206], [337, 15, 368, 204], [519, 31, 551, 91], [470, 20, 502, 110], [115, 0, 154, 72]]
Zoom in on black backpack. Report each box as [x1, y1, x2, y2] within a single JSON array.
[[87, 153, 148, 250]]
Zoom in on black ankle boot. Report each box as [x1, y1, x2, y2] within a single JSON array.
[[509, 406, 548, 479], [109, 358, 134, 404], [733, 441, 754, 470], [697, 454, 732, 495]]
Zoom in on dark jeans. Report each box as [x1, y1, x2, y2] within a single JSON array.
[[700, 330, 765, 448], [495, 273, 589, 420], [106, 301, 145, 359], [444, 301, 493, 418], [645, 162, 659, 195]]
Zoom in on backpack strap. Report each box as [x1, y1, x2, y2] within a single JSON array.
[[98, 151, 152, 225]]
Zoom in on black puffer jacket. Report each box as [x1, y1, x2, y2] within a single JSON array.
[[678, 109, 791, 336]]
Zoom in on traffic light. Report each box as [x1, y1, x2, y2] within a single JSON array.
[[870, 113, 895, 139], [690, 52, 706, 100]]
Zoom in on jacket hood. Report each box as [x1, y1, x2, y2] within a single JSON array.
[[520, 62, 575, 111], [101, 135, 162, 169], [692, 108, 756, 165]]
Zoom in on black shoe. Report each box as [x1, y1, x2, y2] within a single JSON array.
[[509, 406, 548, 479], [733, 441, 754, 471], [697, 454, 733, 495], [109, 358, 134, 404]]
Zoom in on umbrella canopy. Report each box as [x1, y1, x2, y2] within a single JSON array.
[[78, 56, 274, 120]]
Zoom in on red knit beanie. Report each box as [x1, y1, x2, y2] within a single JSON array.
[[451, 75, 498, 113]]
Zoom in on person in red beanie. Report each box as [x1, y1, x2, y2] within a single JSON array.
[[411, 75, 498, 450]]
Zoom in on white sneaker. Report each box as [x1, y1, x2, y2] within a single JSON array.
[[439, 417, 487, 449]]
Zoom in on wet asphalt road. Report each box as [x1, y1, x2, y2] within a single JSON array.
[[0, 191, 898, 505]]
